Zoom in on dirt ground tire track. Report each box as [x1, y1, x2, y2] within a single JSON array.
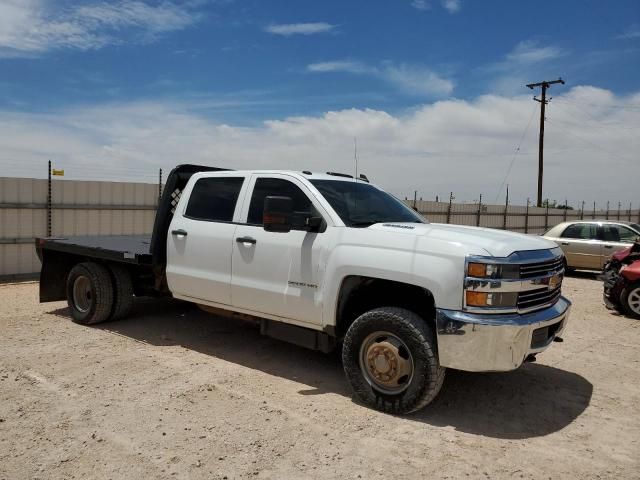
[[108, 264, 134, 321], [1, 276, 639, 480], [342, 307, 445, 414], [66, 262, 114, 325]]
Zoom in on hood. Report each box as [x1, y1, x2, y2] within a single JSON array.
[[368, 222, 559, 258]]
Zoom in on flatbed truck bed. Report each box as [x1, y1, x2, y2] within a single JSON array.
[[36, 235, 152, 265]]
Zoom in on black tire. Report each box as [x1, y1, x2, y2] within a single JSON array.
[[108, 264, 134, 321], [66, 262, 114, 325], [620, 282, 640, 320], [342, 307, 445, 414]]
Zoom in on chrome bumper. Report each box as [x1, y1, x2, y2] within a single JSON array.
[[436, 297, 571, 372]]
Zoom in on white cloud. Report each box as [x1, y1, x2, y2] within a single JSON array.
[[616, 25, 640, 40], [481, 40, 567, 96], [506, 40, 566, 64], [411, 0, 431, 11], [442, 0, 461, 13], [382, 64, 454, 96], [0, 0, 199, 57], [1, 86, 637, 206], [307, 60, 454, 97], [411, 0, 460, 13], [306, 61, 372, 74], [264, 22, 336, 36]]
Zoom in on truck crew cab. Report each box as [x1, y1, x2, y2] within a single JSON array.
[[37, 165, 571, 414]]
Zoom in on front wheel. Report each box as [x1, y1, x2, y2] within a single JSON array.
[[621, 283, 640, 320], [342, 307, 445, 414]]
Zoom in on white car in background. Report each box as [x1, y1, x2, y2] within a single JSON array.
[[543, 220, 640, 271]]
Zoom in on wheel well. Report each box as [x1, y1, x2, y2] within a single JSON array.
[[335, 276, 436, 339]]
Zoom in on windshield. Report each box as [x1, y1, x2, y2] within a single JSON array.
[[632, 223, 640, 233], [310, 179, 426, 227]]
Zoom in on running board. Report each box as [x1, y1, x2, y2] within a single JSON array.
[[260, 319, 336, 353]]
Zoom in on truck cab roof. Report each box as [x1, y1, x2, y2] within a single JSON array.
[[191, 169, 370, 183]]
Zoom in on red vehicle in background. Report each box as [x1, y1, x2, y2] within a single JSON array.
[[602, 240, 640, 319]]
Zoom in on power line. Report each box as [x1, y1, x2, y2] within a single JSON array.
[[494, 103, 538, 203]]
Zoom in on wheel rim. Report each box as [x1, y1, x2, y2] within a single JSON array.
[[628, 287, 640, 315], [72, 275, 92, 313], [359, 331, 414, 394]]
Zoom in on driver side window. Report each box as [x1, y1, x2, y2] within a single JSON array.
[[247, 178, 316, 228]]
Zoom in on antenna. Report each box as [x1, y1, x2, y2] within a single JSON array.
[[354, 137, 358, 181]]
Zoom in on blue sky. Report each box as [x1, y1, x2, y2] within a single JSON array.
[[1, 0, 639, 204]]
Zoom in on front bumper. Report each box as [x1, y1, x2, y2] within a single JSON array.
[[435, 296, 571, 372]]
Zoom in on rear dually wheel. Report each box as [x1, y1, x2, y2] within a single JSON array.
[[66, 262, 114, 325]]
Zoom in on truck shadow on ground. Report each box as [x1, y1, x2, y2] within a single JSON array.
[[49, 297, 592, 440]]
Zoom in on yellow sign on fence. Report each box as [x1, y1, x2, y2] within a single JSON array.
[[52, 169, 65, 176]]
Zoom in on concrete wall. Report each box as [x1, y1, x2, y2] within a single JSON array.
[[0, 177, 158, 279]]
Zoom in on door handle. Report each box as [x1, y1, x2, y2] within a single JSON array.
[[171, 229, 188, 237], [236, 236, 257, 245], [561, 242, 569, 245], [604, 245, 614, 249]]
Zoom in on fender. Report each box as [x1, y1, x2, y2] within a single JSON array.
[[321, 238, 469, 328]]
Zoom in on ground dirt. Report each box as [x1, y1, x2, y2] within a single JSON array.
[[0, 275, 639, 479]]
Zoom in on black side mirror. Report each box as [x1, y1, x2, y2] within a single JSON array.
[[264, 196, 293, 233], [306, 216, 323, 231]]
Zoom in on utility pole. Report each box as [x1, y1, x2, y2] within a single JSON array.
[[526, 78, 565, 207]]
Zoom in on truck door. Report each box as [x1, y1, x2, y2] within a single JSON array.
[[166, 174, 247, 305], [231, 175, 328, 326]]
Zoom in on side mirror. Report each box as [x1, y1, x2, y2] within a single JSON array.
[[306, 216, 323, 231], [263, 196, 292, 233]]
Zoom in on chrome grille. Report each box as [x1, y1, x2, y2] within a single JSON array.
[[519, 257, 564, 279], [518, 286, 562, 310]]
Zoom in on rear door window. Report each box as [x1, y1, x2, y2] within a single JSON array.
[[185, 177, 244, 222], [561, 223, 598, 240]]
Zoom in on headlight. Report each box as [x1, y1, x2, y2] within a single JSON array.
[[464, 251, 564, 313], [465, 291, 518, 308], [466, 262, 519, 279], [465, 260, 518, 311], [467, 262, 491, 277]]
